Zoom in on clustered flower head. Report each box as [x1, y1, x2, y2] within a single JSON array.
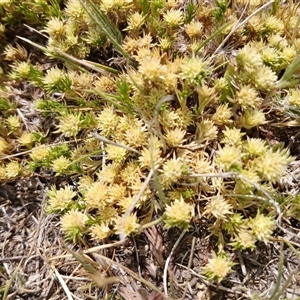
[[55, 113, 83, 137], [204, 195, 233, 221], [202, 252, 235, 283], [47, 185, 77, 213], [164, 197, 194, 230], [114, 213, 140, 238], [60, 209, 89, 242], [179, 57, 210, 85], [249, 211, 275, 243], [160, 157, 189, 188]]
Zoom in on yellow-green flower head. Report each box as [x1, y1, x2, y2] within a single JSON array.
[[56, 113, 82, 137], [47, 185, 76, 213], [69, 71, 94, 90], [60, 209, 88, 242], [114, 213, 140, 237], [85, 182, 108, 210], [126, 12, 145, 31], [159, 37, 173, 51], [164, 197, 194, 230], [197, 119, 218, 143], [65, 0, 87, 21], [263, 16, 284, 34], [253, 148, 292, 183], [90, 222, 111, 241], [6, 115, 21, 132], [138, 137, 163, 169], [288, 88, 300, 107], [130, 179, 152, 205], [96, 163, 119, 184], [123, 125, 147, 148], [4, 43, 27, 61], [107, 184, 127, 204], [100, 0, 133, 13], [235, 169, 261, 193], [234, 85, 262, 109], [5, 161, 22, 178], [13, 61, 31, 78], [94, 75, 116, 93], [253, 65, 277, 90], [211, 103, 232, 126], [138, 56, 168, 85], [249, 212, 275, 243], [123, 37, 143, 55], [0, 137, 9, 154], [239, 109, 266, 129], [43, 67, 70, 91], [161, 157, 189, 188], [185, 20, 203, 38], [163, 9, 184, 27], [204, 195, 233, 221], [159, 109, 181, 130], [165, 127, 186, 147], [261, 47, 280, 68], [236, 44, 262, 73], [202, 252, 234, 283], [223, 213, 245, 233], [221, 127, 245, 146], [18, 132, 35, 147], [30, 146, 50, 161], [179, 57, 209, 85], [45, 17, 65, 38], [281, 46, 297, 66], [118, 196, 135, 212], [77, 175, 94, 194], [120, 161, 141, 185], [268, 34, 288, 50], [230, 230, 256, 250], [51, 156, 71, 175], [244, 137, 268, 156], [216, 144, 244, 171], [106, 144, 127, 163], [98, 205, 118, 223]]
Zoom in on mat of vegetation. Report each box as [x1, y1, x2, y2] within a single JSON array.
[[1, 0, 300, 299]]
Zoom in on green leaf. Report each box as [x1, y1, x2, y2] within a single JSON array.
[[79, 0, 131, 61], [18, 36, 118, 74], [276, 54, 300, 89]]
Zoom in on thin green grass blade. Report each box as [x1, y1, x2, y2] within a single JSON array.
[[275, 54, 300, 89], [17, 36, 118, 74], [79, 0, 131, 60], [195, 22, 231, 54]]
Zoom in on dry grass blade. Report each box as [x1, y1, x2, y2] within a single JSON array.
[[51, 265, 74, 300], [163, 230, 186, 298], [49, 240, 125, 260], [268, 243, 297, 300], [63, 243, 121, 288], [2, 261, 21, 300], [92, 253, 163, 295]]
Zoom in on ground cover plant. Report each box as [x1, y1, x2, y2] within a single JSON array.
[[1, 0, 300, 299]]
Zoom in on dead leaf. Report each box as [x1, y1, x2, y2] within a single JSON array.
[[88, 272, 120, 287], [144, 226, 165, 267]]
